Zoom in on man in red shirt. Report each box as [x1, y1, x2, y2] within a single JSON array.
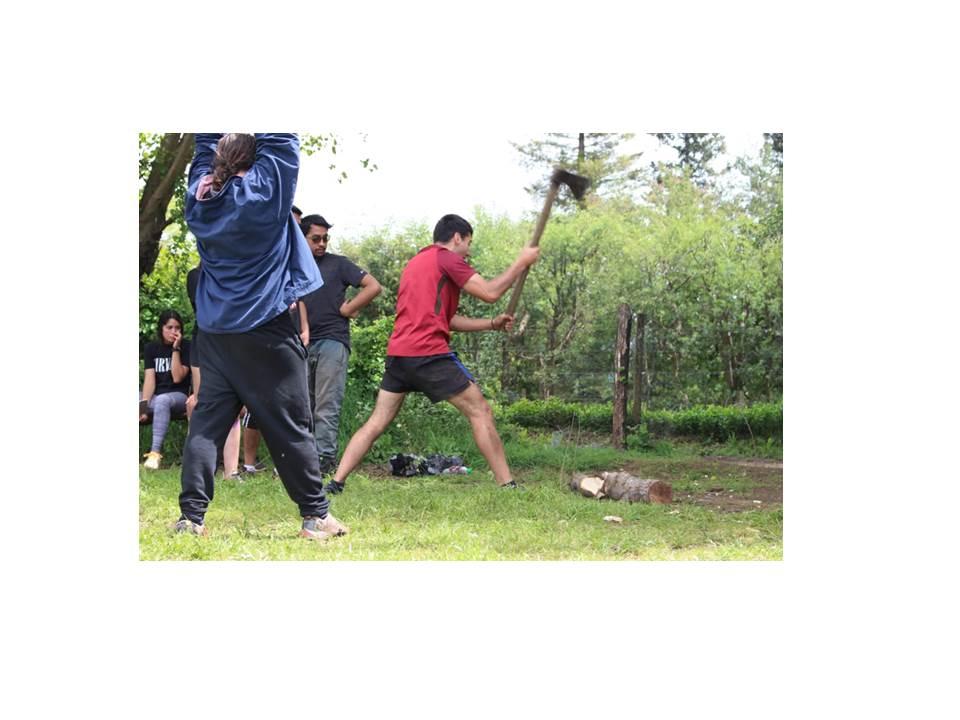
[[325, 214, 540, 493]]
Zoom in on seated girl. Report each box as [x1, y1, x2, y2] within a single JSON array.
[[140, 310, 191, 469]]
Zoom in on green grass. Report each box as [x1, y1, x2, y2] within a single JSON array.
[[140, 437, 782, 561]]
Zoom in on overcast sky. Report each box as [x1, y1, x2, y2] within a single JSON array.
[[293, 131, 768, 240]]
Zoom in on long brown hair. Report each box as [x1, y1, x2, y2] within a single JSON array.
[[211, 133, 256, 192]]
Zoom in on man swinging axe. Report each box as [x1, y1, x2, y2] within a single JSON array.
[[325, 214, 533, 493], [325, 169, 588, 495]]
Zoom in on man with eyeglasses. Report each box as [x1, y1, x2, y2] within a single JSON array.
[[298, 214, 382, 480]]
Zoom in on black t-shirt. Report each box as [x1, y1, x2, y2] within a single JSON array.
[[301, 253, 367, 350], [186, 265, 207, 370], [143, 341, 192, 396], [186, 266, 200, 316]]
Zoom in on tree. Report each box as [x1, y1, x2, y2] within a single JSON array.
[[763, 132, 783, 169], [652, 133, 727, 185], [734, 136, 783, 245], [139, 133, 193, 279], [512, 133, 643, 207]]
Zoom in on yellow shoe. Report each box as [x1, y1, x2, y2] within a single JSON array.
[[143, 451, 162, 470]]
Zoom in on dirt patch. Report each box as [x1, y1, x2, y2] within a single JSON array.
[[699, 455, 783, 470], [682, 481, 782, 512], [618, 456, 782, 513], [359, 462, 395, 479]]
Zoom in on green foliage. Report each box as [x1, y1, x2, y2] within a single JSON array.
[[338, 315, 392, 446], [653, 133, 727, 185], [643, 402, 782, 441], [763, 133, 783, 168], [503, 398, 612, 431], [138, 132, 162, 192], [502, 398, 781, 442], [138, 228, 198, 351], [626, 423, 654, 451], [337, 221, 431, 316]]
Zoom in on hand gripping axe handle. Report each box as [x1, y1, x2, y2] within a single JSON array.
[[504, 167, 590, 318]]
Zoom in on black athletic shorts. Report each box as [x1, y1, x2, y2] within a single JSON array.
[[380, 353, 475, 403]]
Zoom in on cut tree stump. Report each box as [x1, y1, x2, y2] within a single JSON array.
[[570, 471, 672, 504]]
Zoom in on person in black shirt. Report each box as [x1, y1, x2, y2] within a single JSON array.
[[140, 310, 191, 470], [299, 214, 381, 483]]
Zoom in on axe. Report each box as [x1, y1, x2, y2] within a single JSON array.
[[504, 167, 590, 318]]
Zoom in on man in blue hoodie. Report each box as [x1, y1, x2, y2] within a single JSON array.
[[175, 133, 347, 541]]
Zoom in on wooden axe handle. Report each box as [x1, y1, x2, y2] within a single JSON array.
[[505, 181, 561, 317]]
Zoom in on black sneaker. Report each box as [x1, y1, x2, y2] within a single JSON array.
[[318, 455, 337, 477], [500, 480, 525, 490], [324, 480, 345, 495]]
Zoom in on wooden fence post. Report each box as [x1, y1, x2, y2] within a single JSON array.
[[632, 312, 645, 423], [613, 303, 632, 449]]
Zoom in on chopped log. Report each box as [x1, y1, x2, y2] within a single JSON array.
[[570, 473, 606, 498], [601, 471, 673, 504], [570, 470, 673, 504]]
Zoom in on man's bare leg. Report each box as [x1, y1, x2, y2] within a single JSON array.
[[223, 419, 241, 477], [331, 390, 407, 486], [446, 383, 513, 486], [243, 423, 263, 471]]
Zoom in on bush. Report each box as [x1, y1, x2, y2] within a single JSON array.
[[625, 423, 653, 450], [502, 398, 612, 431], [503, 399, 782, 442], [643, 403, 781, 441]]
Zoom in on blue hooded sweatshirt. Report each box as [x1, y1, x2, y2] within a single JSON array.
[[184, 133, 323, 334]]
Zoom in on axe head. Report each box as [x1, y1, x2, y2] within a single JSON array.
[[551, 168, 591, 200]]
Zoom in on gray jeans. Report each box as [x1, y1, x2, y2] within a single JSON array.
[[307, 338, 349, 459]]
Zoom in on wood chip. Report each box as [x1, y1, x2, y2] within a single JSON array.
[[579, 475, 605, 497]]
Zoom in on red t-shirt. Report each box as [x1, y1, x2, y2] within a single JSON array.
[[386, 245, 478, 356]]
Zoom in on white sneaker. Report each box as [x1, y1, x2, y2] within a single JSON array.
[[300, 513, 349, 541], [172, 518, 207, 536]]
